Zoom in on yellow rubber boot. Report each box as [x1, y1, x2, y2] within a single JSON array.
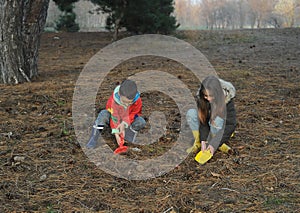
[[186, 130, 200, 153], [218, 143, 232, 154], [218, 133, 234, 154]]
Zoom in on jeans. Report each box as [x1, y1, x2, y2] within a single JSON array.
[[94, 109, 146, 131], [186, 108, 199, 131]]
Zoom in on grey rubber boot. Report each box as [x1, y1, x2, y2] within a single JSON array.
[[86, 125, 104, 148]]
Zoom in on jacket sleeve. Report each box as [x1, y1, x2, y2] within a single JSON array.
[[199, 119, 210, 142], [122, 98, 142, 126], [209, 100, 237, 149], [106, 94, 120, 130], [220, 100, 237, 144]]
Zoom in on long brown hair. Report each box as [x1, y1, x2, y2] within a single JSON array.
[[197, 76, 225, 124]]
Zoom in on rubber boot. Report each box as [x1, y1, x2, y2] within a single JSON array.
[[186, 130, 201, 153], [86, 125, 103, 148], [218, 143, 232, 154]]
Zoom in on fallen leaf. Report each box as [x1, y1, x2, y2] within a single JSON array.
[[211, 172, 222, 177]]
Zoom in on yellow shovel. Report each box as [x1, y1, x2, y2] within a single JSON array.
[[195, 150, 213, 165]]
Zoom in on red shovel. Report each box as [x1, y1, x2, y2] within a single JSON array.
[[114, 133, 128, 154]]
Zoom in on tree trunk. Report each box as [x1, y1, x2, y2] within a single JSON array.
[[0, 0, 49, 84], [238, 0, 245, 29], [113, 17, 121, 41]]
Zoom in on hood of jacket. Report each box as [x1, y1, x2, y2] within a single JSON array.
[[113, 85, 140, 108], [219, 78, 236, 104]]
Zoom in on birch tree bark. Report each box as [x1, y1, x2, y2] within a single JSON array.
[[0, 0, 49, 84]]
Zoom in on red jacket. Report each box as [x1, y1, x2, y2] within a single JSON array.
[[106, 85, 142, 133]]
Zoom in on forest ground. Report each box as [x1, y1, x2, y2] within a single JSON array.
[[0, 28, 299, 212]]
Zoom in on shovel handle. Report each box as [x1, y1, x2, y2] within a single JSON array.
[[119, 133, 125, 146]]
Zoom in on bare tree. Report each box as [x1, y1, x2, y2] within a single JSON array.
[[237, 0, 247, 28], [200, 0, 218, 29], [214, 0, 240, 29], [174, 0, 202, 29], [174, 0, 189, 27], [0, 0, 50, 84], [174, 0, 298, 29], [275, 0, 298, 27], [199, 0, 238, 29], [247, 0, 274, 28]]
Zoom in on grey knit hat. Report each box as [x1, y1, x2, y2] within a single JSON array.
[[119, 79, 137, 99]]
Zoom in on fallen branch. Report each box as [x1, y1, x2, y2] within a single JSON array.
[[220, 188, 240, 193]]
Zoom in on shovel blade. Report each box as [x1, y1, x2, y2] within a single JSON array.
[[195, 150, 213, 164], [114, 145, 128, 154]]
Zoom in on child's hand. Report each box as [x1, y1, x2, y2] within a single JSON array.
[[201, 141, 207, 151], [115, 134, 121, 145], [207, 145, 215, 155], [116, 123, 126, 137]]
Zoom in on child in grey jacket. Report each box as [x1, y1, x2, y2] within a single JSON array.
[[186, 76, 237, 164]]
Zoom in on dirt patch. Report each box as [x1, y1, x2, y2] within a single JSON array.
[[0, 29, 299, 212]]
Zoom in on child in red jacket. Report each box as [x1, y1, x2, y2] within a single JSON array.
[[86, 80, 146, 148]]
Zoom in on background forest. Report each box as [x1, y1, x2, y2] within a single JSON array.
[[46, 0, 300, 31]]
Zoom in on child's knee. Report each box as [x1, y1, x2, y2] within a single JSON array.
[[186, 109, 197, 119], [95, 109, 110, 125], [186, 109, 199, 129], [131, 116, 146, 130]]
